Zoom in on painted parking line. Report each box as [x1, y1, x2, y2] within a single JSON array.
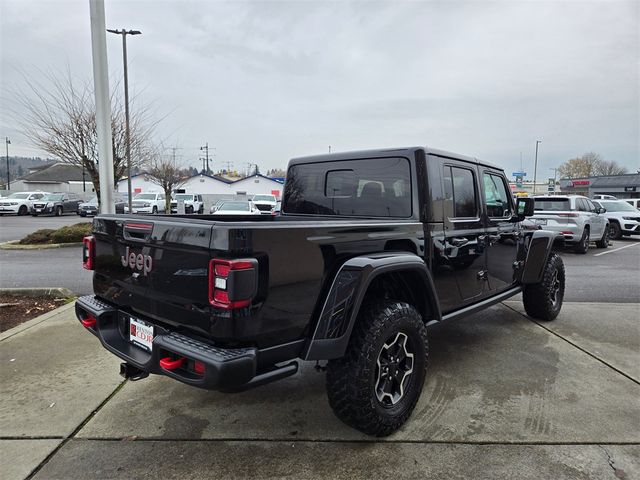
[[593, 242, 640, 257]]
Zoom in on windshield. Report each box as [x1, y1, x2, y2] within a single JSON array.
[[86, 196, 98, 204], [219, 202, 250, 211], [174, 194, 194, 200], [534, 198, 570, 211], [598, 200, 638, 212], [8, 193, 30, 199], [253, 195, 276, 202], [42, 194, 64, 201], [134, 194, 156, 200]]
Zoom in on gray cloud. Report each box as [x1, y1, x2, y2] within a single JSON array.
[[1, 0, 638, 177]]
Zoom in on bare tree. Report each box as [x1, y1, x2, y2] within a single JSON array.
[[557, 152, 628, 178], [146, 153, 189, 212], [11, 70, 158, 197]]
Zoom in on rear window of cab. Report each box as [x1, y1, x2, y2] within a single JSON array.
[[283, 157, 412, 217]]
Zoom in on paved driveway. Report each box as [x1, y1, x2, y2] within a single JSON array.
[[1, 300, 638, 479]]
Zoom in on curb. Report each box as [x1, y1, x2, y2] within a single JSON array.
[[0, 287, 76, 298], [0, 301, 76, 341], [0, 241, 83, 250]]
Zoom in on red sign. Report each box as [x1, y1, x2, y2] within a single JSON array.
[[271, 190, 281, 198], [571, 180, 590, 186]]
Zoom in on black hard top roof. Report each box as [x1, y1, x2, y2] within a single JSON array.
[[288, 146, 503, 171]]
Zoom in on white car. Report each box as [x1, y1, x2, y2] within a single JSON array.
[[593, 199, 640, 239], [0, 191, 49, 216], [124, 193, 167, 214], [592, 194, 617, 200], [251, 194, 277, 214], [211, 201, 262, 215], [170, 194, 204, 214], [531, 195, 609, 253]]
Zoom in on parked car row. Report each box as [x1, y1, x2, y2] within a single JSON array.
[[530, 194, 639, 254]]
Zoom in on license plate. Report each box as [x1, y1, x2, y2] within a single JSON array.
[[129, 317, 154, 351], [35, 208, 42, 212], [534, 219, 547, 225]]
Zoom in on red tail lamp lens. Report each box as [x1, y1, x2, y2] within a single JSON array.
[[82, 236, 95, 270], [208, 259, 256, 309]]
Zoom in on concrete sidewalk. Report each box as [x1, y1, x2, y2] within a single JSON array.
[[1, 301, 638, 479]]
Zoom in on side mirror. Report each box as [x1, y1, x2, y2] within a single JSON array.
[[598, 207, 606, 214], [514, 197, 535, 220]]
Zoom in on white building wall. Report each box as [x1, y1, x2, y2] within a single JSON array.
[[116, 175, 163, 194], [230, 175, 284, 199], [11, 181, 68, 193], [180, 175, 230, 195]]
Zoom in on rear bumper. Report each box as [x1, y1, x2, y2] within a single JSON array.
[[534, 224, 582, 243], [75, 295, 257, 390]]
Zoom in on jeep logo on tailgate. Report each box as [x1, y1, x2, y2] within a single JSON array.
[[121, 246, 153, 276]]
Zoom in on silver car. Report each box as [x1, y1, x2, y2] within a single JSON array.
[[531, 195, 609, 253]]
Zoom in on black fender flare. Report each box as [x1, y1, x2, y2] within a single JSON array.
[[521, 230, 563, 284], [303, 252, 441, 360]]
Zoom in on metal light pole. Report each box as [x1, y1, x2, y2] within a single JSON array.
[[5, 138, 10, 190], [533, 140, 541, 195], [107, 28, 141, 214]]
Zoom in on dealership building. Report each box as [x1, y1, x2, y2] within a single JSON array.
[[559, 173, 640, 199]]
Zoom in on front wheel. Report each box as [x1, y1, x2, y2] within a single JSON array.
[[55, 206, 62, 217], [609, 221, 622, 240], [596, 225, 610, 248], [574, 227, 589, 254], [18, 205, 28, 216], [152, 206, 158, 214], [523, 252, 565, 321], [326, 301, 428, 436]]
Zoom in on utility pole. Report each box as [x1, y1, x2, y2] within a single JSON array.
[[200, 143, 210, 174], [533, 140, 541, 195], [5, 137, 10, 190], [107, 27, 141, 214], [328, 145, 331, 153]]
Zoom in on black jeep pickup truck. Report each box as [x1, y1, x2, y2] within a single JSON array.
[[76, 146, 565, 436]]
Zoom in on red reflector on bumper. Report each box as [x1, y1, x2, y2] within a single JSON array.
[[159, 357, 185, 370], [194, 361, 205, 375], [81, 315, 97, 328]]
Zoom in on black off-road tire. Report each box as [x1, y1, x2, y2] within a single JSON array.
[[595, 225, 610, 248], [326, 301, 428, 437], [573, 227, 589, 254], [609, 221, 622, 240], [523, 252, 565, 321], [18, 205, 28, 216]]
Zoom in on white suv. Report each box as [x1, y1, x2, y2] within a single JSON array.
[[124, 193, 167, 214], [251, 194, 277, 214], [531, 195, 609, 253], [170, 194, 204, 214], [593, 199, 640, 239], [0, 191, 49, 216]]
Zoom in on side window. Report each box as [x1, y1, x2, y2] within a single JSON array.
[[586, 199, 597, 212], [159, 194, 165, 200], [444, 166, 478, 218], [483, 173, 512, 218], [576, 199, 587, 212]]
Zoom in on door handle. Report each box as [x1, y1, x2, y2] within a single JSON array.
[[451, 237, 469, 247]]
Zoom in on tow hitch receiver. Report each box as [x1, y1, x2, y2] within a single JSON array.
[[120, 362, 149, 381]]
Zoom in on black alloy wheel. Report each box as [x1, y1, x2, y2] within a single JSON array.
[[596, 225, 610, 248], [326, 301, 428, 436], [609, 222, 622, 240], [574, 228, 589, 254]]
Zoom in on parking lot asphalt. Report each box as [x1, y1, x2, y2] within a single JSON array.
[[1, 300, 638, 479]]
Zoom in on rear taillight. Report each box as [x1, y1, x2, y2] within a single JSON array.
[[208, 258, 258, 310], [82, 235, 95, 270]]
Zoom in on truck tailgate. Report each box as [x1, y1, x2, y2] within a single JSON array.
[[93, 216, 213, 336]]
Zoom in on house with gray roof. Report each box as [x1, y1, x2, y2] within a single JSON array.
[[10, 162, 94, 194]]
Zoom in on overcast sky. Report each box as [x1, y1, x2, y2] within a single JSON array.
[[1, 0, 638, 178]]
